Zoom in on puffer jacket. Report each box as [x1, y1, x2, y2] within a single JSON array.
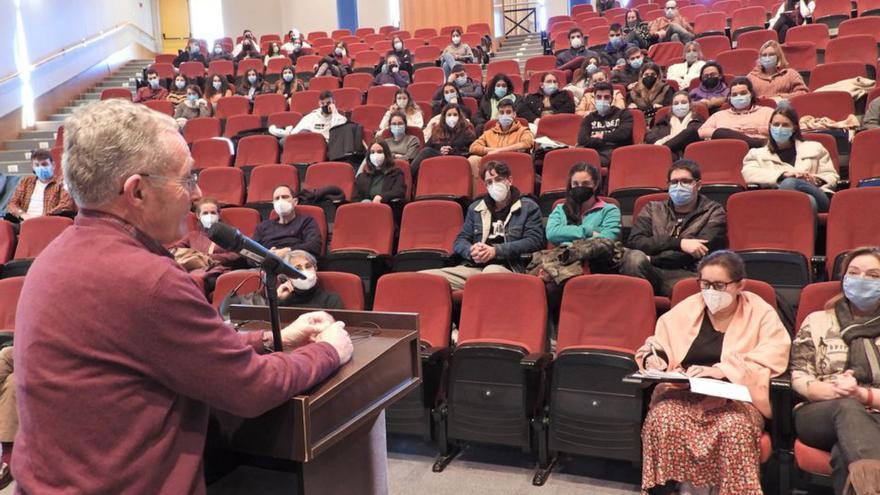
[[469, 120, 535, 155]]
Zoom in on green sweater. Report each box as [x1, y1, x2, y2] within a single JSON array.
[[546, 201, 621, 245]]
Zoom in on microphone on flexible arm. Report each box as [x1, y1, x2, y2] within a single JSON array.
[[207, 222, 307, 280]]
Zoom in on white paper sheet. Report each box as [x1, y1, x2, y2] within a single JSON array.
[[631, 370, 689, 380], [688, 377, 752, 403]]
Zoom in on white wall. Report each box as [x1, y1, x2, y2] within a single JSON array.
[[280, 1, 339, 36], [222, 0, 284, 39], [358, 0, 393, 31]]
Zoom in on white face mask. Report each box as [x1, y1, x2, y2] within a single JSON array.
[[199, 213, 219, 229], [291, 269, 318, 291], [370, 152, 385, 167], [487, 181, 510, 202], [452, 36, 461, 45], [445, 116, 459, 128], [273, 199, 294, 217], [701, 289, 735, 314]]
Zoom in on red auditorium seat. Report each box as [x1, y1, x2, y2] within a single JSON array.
[[252, 93, 288, 116], [317, 271, 364, 310], [154, 54, 175, 65], [807, 62, 866, 91], [414, 156, 472, 201], [789, 91, 854, 122], [374, 273, 452, 345], [215, 96, 251, 118], [366, 85, 399, 106], [824, 35, 878, 78], [179, 61, 206, 80], [487, 60, 521, 80], [858, 0, 880, 15], [265, 58, 290, 76], [350, 105, 387, 136], [736, 29, 777, 51], [235, 58, 265, 78], [0, 221, 15, 266], [247, 164, 299, 203], [825, 188, 880, 279], [586, 26, 609, 49], [289, 90, 321, 114], [535, 114, 582, 147], [294, 55, 322, 75], [812, 0, 852, 28], [785, 24, 830, 51], [323, 203, 394, 289], [343, 72, 374, 91], [331, 88, 364, 112], [101, 88, 132, 101], [219, 207, 260, 237], [191, 138, 233, 169], [281, 133, 327, 165], [413, 28, 438, 39], [0, 277, 25, 330], [234, 135, 279, 168], [211, 270, 261, 309], [208, 60, 234, 78], [693, 12, 727, 37], [608, 144, 672, 216], [683, 139, 748, 206], [393, 200, 463, 272], [407, 82, 438, 102], [183, 117, 221, 144], [716, 48, 759, 77], [150, 63, 175, 80], [802, 133, 840, 173], [303, 162, 355, 200], [538, 148, 602, 213], [781, 42, 816, 74], [143, 99, 173, 116], [308, 76, 341, 92], [13, 216, 72, 260], [729, 6, 767, 40], [523, 55, 557, 77], [223, 115, 262, 138], [849, 129, 880, 187], [647, 42, 684, 67], [197, 167, 245, 206], [413, 46, 442, 65], [266, 111, 302, 129], [413, 67, 445, 84]]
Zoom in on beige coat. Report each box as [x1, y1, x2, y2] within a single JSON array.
[[741, 140, 838, 192]]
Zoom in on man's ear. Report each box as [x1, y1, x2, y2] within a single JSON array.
[[291, 197, 299, 206], [121, 175, 146, 204]]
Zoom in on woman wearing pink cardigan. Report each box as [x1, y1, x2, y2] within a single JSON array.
[[635, 251, 791, 495]]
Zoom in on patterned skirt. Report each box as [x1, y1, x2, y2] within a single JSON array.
[[641, 388, 765, 495]]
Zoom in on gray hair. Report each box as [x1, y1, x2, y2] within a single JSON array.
[[282, 249, 317, 267], [62, 99, 181, 207], [683, 40, 702, 59]]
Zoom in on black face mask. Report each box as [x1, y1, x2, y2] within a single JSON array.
[[569, 185, 594, 203], [642, 75, 657, 88], [321, 104, 331, 114], [703, 76, 720, 89]]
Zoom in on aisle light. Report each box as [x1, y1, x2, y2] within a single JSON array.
[[190, 0, 225, 45], [14, 0, 35, 128]]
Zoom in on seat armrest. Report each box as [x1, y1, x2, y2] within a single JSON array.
[[770, 372, 794, 450], [522, 352, 553, 418], [420, 345, 452, 408]]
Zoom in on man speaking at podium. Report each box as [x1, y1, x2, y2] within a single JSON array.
[[12, 99, 353, 494]]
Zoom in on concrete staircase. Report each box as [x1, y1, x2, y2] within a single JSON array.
[[0, 59, 154, 176], [494, 33, 546, 72]]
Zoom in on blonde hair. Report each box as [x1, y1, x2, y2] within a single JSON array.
[[683, 40, 703, 59], [759, 40, 789, 69], [63, 99, 180, 207]]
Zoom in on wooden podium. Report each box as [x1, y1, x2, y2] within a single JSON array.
[[211, 306, 421, 495]]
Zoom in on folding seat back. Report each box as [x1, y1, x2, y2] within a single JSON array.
[[802, 133, 840, 172], [825, 188, 880, 279], [246, 164, 299, 203], [736, 29, 777, 51], [486, 60, 521, 81], [647, 42, 685, 67], [235, 58, 265, 77], [101, 88, 132, 101], [179, 61, 206, 80], [534, 114, 582, 147], [789, 91, 854, 122], [192, 138, 233, 169], [413, 45, 442, 65], [350, 105, 387, 136], [838, 17, 880, 43], [366, 85, 399, 106], [343, 72, 374, 91], [155, 54, 176, 65], [303, 161, 355, 200], [807, 62, 866, 91], [331, 88, 364, 112], [796, 282, 839, 329], [547, 275, 656, 464], [294, 55, 323, 75], [824, 35, 878, 78], [197, 167, 245, 206], [234, 135, 279, 168], [727, 190, 814, 306], [208, 60, 234, 78], [289, 90, 321, 114], [318, 271, 364, 310], [849, 129, 880, 187], [538, 148, 601, 214], [586, 26, 609, 49], [474, 152, 535, 196], [694, 34, 731, 60], [414, 156, 472, 201], [812, 0, 852, 28], [281, 133, 328, 165], [183, 118, 221, 144], [251, 93, 286, 116], [781, 41, 816, 74], [308, 76, 340, 92], [683, 139, 748, 206], [329, 203, 394, 255], [0, 277, 25, 330], [407, 82, 438, 102], [14, 216, 73, 259], [143, 99, 174, 116], [265, 58, 290, 77], [150, 63, 176, 80], [716, 48, 759, 77], [394, 200, 463, 272], [219, 207, 261, 237], [523, 55, 557, 77], [211, 270, 262, 309], [693, 12, 727, 36], [671, 278, 778, 309], [414, 28, 437, 39], [0, 221, 15, 264], [608, 145, 672, 216], [466, 22, 492, 36], [223, 115, 262, 138], [413, 67, 445, 84], [578, 17, 609, 32], [374, 273, 452, 348], [730, 6, 767, 39], [266, 111, 302, 129], [680, 4, 708, 19], [630, 108, 647, 144], [332, 29, 352, 39], [572, 3, 594, 15], [785, 23, 830, 51], [215, 96, 251, 119]]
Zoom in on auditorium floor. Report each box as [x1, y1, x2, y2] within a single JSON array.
[[387, 435, 641, 494]]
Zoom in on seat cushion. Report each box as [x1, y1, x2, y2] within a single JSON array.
[[760, 431, 772, 464], [795, 438, 833, 476]]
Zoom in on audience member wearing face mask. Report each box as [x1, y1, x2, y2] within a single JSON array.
[[410, 104, 476, 181], [371, 55, 411, 88], [440, 29, 475, 77], [354, 141, 407, 206], [379, 90, 424, 133], [621, 160, 727, 296], [698, 77, 774, 148], [790, 246, 880, 495], [516, 73, 575, 123], [377, 36, 414, 76], [577, 82, 635, 167], [169, 197, 244, 295], [645, 91, 705, 157], [741, 106, 838, 213], [173, 39, 207, 67], [173, 84, 211, 129], [134, 69, 169, 103], [166, 75, 191, 107], [611, 46, 652, 89], [627, 62, 675, 122], [381, 112, 422, 162], [555, 28, 604, 71], [635, 249, 790, 495], [475, 73, 521, 130], [575, 71, 627, 116], [647, 0, 695, 43], [746, 40, 808, 102], [467, 100, 535, 190], [252, 185, 323, 256], [235, 69, 270, 101], [277, 91, 347, 143], [666, 41, 706, 90], [689, 61, 729, 113], [4, 149, 76, 225], [315, 42, 352, 80], [273, 66, 305, 99]]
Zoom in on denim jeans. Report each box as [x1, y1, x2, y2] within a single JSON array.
[[779, 177, 831, 213], [795, 398, 880, 495], [441, 53, 457, 77]]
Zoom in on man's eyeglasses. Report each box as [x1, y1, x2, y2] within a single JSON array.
[[668, 179, 696, 187], [140, 172, 200, 192], [697, 279, 741, 291]]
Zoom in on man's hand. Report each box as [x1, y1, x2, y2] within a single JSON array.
[[280, 311, 336, 351], [270, 247, 292, 257], [832, 370, 860, 397], [440, 145, 452, 155], [316, 321, 354, 364], [591, 132, 605, 139], [680, 238, 709, 258], [389, 103, 399, 113], [277, 280, 295, 300]]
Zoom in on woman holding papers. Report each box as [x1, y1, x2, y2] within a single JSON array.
[[635, 250, 791, 495], [791, 246, 880, 495]]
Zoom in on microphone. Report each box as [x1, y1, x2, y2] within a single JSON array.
[[207, 222, 306, 280]]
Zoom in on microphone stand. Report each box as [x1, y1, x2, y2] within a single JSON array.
[[260, 257, 284, 352]]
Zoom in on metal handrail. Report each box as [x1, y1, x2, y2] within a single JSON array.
[[0, 21, 156, 85]]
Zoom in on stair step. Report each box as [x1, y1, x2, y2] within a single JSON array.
[[0, 161, 34, 175], [5, 138, 56, 151], [0, 149, 32, 162], [19, 130, 58, 141], [48, 114, 71, 122], [34, 121, 64, 131]]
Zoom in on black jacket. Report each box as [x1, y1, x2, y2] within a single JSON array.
[[328, 122, 366, 162], [427, 127, 476, 156], [577, 107, 634, 151], [353, 167, 406, 203], [516, 91, 576, 123], [626, 195, 727, 270], [173, 51, 207, 67]]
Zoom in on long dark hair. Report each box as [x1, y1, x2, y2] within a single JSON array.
[[204, 73, 229, 98], [767, 105, 804, 154], [563, 162, 602, 224], [486, 73, 515, 102], [364, 140, 395, 175], [434, 103, 472, 141]]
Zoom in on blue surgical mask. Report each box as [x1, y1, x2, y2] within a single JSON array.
[[668, 183, 695, 207], [213, 81, 222, 90], [609, 36, 623, 47], [760, 55, 778, 70], [248, 75, 257, 84], [843, 275, 880, 312], [542, 83, 557, 95], [283, 73, 294, 82], [494, 86, 508, 98], [390, 124, 406, 138], [730, 94, 751, 110], [148, 79, 160, 89], [444, 92, 457, 103], [34, 165, 53, 181], [770, 126, 793, 144], [672, 102, 690, 119], [586, 63, 599, 75], [175, 80, 186, 90], [187, 94, 198, 102], [595, 99, 611, 115], [629, 57, 643, 70], [498, 114, 514, 128], [455, 76, 468, 87]]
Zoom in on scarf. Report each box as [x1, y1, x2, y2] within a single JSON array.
[[837, 299, 880, 385]]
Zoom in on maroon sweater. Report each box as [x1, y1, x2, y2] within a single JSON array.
[[13, 212, 340, 494]]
